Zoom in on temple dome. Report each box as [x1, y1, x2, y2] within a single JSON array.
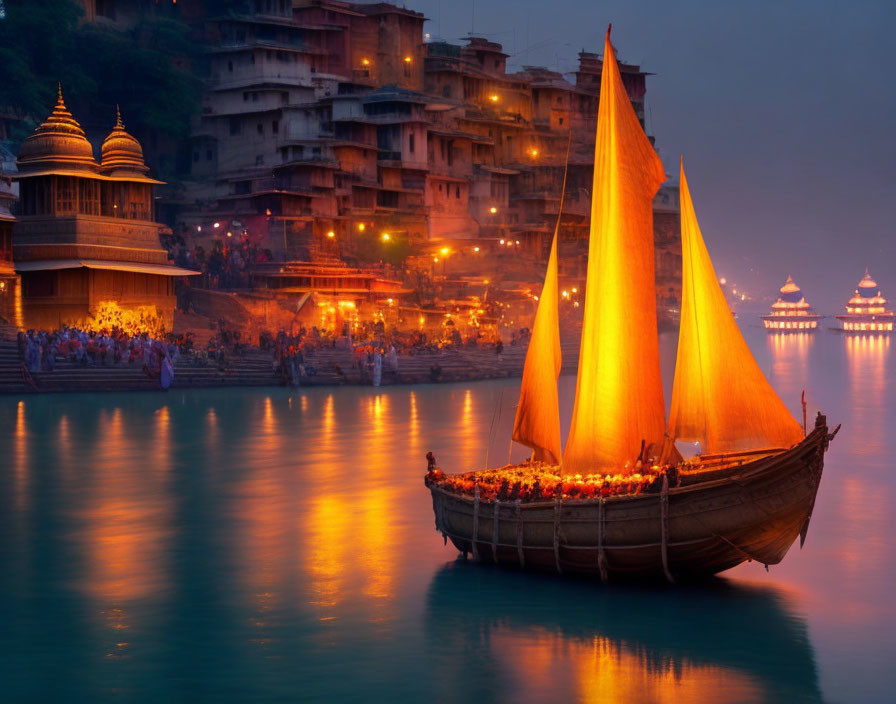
[[857, 269, 879, 299], [101, 107, 148, 174], [778, 275, 803, 304], [17, 86, 98, 172]]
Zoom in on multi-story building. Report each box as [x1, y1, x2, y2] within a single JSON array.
[[12, 90, 196, 331], [175, 0, 680, 319]]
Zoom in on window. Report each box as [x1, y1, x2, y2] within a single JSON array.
[[408, 133, 415, 153], [243, 92, 249, 101], [257, 123, 263, 135], [255, 155, 264, 166], [252, 93, 259, 102], [230, 117, 241, 136], [56, 177, 77, 214], [455, 186, 460, 199], [558, 117, 564, 126], [228, 60, 233, 72], [206, 149, 213, 161], [272, 120, 279, 134]]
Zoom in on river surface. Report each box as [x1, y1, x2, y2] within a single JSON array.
[[0, 326, 893, 703]]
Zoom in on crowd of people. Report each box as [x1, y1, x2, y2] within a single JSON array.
[[14, 314, 530, 389], [167, 235, 275, 290], [18, 327, 177, 385]]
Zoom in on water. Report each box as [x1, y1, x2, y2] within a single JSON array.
[[0, 327, 892, 703]]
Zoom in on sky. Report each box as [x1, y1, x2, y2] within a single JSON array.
[[408, 0, 896, 311]]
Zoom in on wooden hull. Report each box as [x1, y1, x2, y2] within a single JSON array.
[[426, 423, 831, 581]]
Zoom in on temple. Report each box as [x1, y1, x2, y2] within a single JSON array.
[[835, 269, 894, 332], [760, 275, 821, 331], [12, 90, 196, 332]]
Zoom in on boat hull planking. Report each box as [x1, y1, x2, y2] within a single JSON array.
[[426, 423, 831, 581]]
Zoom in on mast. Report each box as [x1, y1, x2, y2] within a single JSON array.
[[668, 163, 803, 454], [511, 140, 570, 465], [562, 27, 667, 474]]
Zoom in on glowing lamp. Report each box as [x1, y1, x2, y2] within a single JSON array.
[[327, 231, 335, 238], [473, 246, 480, 252], [528, 148, 539, 157], [562, 290, 569, 298], [213, 222, 220, 228], [196, 225, 202, 232], [489, 206, 498, 214], [440, 247, 449, 255], [226, 231, 232, 237], [358, 223, 366, 232], [404, 56, 412, 63], [499, 239, 505, 245], [362, 58, 371, 66], [572, 287, 578, 293], [489, 94, 499, 102], [381, 233, 391, 241]]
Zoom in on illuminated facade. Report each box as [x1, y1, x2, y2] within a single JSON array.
[[835, 269, 894, 332], [760, 275, 821, 331], [0, 147, 19, 326], [178, 1, 680, 320], [12, 90, 196, 331]]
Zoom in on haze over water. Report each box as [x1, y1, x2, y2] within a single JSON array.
[[0, 325, 892, 702]]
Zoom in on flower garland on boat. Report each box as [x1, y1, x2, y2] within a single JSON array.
[[426, 462, 679, 502]]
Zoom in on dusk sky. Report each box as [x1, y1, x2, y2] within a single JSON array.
[[413, 0, 895, 311]]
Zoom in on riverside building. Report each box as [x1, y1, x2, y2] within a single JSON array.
[[12, 90, 196, 332], [177, 0, 681, 322]]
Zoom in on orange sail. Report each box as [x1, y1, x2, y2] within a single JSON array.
[[562, 28, 667, 474], [512, 214, 563, 464], [669, 163, 803, 454]]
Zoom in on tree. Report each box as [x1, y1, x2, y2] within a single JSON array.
[[0, 0, 202, 178]]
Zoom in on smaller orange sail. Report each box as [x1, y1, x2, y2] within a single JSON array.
[[669, 163, 803, 454], [512, 144, 569, 465]]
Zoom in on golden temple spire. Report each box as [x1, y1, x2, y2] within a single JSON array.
[[667, 162, 802, 454], [115, 104, 124, 129], [562, 26, 667, 473]]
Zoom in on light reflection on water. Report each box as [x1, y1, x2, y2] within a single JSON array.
[[0, 328, 892, 701]]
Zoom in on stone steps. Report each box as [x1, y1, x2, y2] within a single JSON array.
[[0, 338, 581, 394]]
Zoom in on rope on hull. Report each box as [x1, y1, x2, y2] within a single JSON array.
[[660, 474, 675, 584], [597, 498, 609, 583], [553, 495, 563, 574], [491, 499, 500, 562], [472, 485, 480, 560]]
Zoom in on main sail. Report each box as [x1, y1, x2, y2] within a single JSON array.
[[511, 154, 567, 464], [669, 163, 803, 454], [563, 28, 667, 473]]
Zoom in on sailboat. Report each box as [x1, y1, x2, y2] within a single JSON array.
[[425, 28, 838, 581]]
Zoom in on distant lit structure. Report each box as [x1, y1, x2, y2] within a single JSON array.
[[760, 275, 821, 331], [835, 269, 894, 332], [12, 89, 196, 331]]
